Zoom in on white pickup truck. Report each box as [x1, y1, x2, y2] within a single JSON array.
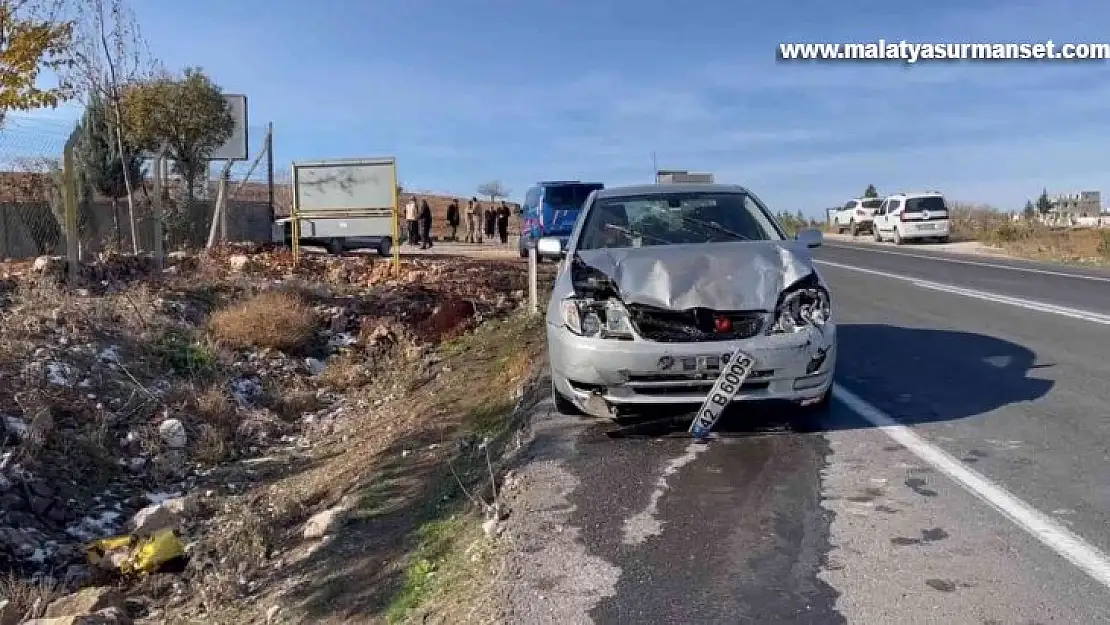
[[832, 198, 882, 236]]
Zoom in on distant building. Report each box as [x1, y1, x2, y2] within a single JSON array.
[[1051, 190, 1101, 217], [656, 169, 714, 184]]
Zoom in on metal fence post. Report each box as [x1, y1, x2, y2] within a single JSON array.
[[528, 245, 538, 315], [62, 137, 78, 283], [152, 150, 165, 270]]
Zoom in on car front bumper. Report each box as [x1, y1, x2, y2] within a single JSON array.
[[548, 322, 836, 417]]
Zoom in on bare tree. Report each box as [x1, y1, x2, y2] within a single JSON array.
[[70, 0, 156, 253], [477, 180, 509, 203]]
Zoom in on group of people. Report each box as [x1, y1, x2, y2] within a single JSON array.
[[406, 196, 514, 248], [403, 197, 436, 249]]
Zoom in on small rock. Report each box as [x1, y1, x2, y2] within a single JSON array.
[[265, 605, 281, 623], [130, 500, 185, 537], [44, 586, 123, 618], [29, 408, 55, 444], [93, 607, 131, 624], [482, 518, 503, 539], [157, 419, 187, 449], [0, 599, 19, 625], [152, 450, 186, 479], [228, 255, 251, 272], [32, 255, 60, 273], [302, 506, 346, 540], [304, 358, 326, 376]]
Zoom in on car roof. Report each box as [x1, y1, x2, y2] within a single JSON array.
[[595, 183, 750, 199], [886, 190, 944, 198], [532, 181, 604, 188]]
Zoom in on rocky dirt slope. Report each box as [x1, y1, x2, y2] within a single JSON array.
[[0, 245, 543, 624]]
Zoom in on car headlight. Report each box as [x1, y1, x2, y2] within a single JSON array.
[[560, 298, 635, 339], [771, 277, 831, 334]]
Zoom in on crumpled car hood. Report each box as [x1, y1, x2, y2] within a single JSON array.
[[573, 241, 817, 311]]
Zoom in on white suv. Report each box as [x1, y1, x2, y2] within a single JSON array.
[[871, 191, 951, 244], [832, 198, 882, 235]]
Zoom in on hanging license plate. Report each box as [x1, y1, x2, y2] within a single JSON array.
[[688, 350, 755, 438]]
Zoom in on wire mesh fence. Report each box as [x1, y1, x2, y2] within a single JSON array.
[[0, 115, 74, 260], [0, 114, 279, 265]]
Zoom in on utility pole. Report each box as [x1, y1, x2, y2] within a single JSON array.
[[265, 122, 275, 224], [651, 152, 658, 183]]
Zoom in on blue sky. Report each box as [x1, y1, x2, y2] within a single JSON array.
[[10, 0, 1110, 216]]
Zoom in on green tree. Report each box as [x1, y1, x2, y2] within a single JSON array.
[[863, 184, 879, 198], [0, 1, 77, 116], [75, 94, 143, 250], [1035, 188, 1052, 215], [1022, 200, 1036, 220], [121, 67, 234, 206]]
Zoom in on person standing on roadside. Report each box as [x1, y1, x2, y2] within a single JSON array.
[[474, 200, 485, 244], [464, 198, 477, 243], [484, 201, 497, 242], [446, 199, 460, 241], [404, 196, 420, 246], [419, 198, 434, 250], [496, 201, 511, 244]]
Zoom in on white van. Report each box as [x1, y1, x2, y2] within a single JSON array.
[[871, 191, 951, 244]]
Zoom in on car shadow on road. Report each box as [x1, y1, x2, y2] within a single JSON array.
[[601, 323, 1055, 439]]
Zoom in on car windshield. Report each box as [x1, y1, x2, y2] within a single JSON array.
[[544, 185, 601, 207], [576, 191, 785, 250], [861, 199, 882, 209], [905, 196, 946, 212]]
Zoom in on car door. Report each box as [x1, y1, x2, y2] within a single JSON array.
[[839, 200, 856, 225], [873, 200, 889, 231], [885, 199, 903, 232]]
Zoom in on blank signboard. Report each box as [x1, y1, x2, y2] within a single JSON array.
[[294, 158, 396, 214], [210, 95, 249, 161]]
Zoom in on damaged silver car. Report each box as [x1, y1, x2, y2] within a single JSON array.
[[539, 183, 836, 420]]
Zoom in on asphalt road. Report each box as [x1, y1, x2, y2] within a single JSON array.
[[502, 243, 1110, 624]]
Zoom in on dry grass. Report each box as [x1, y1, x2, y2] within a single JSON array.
[[181, 312, 547, 625], [963, 218, 1110, 265], [189, 385, 243, 465], [208, 290, 319, 352], [0, 572, 62, 621]]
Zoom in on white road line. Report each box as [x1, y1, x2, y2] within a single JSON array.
[[824, 243, 1110, 283], [815, 259, 1110, 326], [832, 384, 1110, 590]]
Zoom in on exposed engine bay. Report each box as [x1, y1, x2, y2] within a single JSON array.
[[563, 248, 831, 343]]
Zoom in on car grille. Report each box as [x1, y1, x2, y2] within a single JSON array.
[[626, 305, 767, 342]]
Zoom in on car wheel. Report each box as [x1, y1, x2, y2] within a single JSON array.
[[325, 238, 343, 255], [377, 237, 393, 257], [873, 227, 882, 242], [849, 220, 859, 236], [936, 236, 949, 243], [893, 229, 903, 245], [551, 378, 582, 415]]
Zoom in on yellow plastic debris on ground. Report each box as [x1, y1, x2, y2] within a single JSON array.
[[87, 529, 185, 574]]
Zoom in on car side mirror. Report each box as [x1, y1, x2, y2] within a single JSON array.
[[536, 237, 565, 258], [796, 229, 823, 248]]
